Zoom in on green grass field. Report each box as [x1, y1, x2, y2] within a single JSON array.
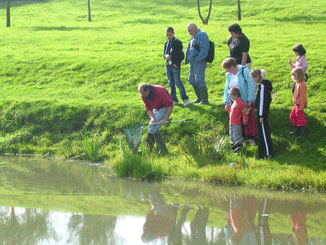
[[0, 0, 325, 189]]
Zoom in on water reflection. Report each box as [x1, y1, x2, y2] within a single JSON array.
[[0, 157, 325, 244]]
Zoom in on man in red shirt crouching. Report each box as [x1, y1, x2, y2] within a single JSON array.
[[138, 83, 174, 154]]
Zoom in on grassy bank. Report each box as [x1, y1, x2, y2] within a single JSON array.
[[0, 0, 325, 189]]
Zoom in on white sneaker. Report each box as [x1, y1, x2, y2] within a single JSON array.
[[173, 101, 178, 105], [183, 99, 190, 107]]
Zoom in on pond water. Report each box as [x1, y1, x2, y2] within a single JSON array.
[[0, 157, 325, 245]]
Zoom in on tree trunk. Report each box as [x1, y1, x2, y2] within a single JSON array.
[[7, 0, 10, 27], [88, 0, 91, 22], [196, 0, 212, 25], [237, 0, 241, 21]]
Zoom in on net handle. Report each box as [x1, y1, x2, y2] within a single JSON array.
[[144, 119, 193, 126]]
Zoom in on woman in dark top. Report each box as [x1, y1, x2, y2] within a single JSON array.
[[228, 23, 251, 69]]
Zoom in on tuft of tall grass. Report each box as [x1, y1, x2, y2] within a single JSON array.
[[178, 134, 230, 167], [80, 132, 103, 162], [113, 152, 164, 180]]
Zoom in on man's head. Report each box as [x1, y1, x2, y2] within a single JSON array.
[[166, 27, 175, 41], [138, 83, 151, 97], [187, 23, 198, 36]]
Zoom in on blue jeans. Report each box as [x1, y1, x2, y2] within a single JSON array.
[[148, 107, 168, 134], [188, 61, 207, 88], [166, 65, 189, 102]]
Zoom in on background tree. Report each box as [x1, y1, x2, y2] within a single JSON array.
[[7, 0, 10, 27], [88, 0, 91, 22], [197, 0, 212, 25], [238, 0, 241, 20]]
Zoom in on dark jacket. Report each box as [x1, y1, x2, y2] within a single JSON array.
[[163, 37, 184, 67], [255, 79, 272, 118]]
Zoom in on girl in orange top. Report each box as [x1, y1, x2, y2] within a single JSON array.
[[289, 68, 307, 137]]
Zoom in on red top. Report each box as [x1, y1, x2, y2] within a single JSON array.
[[142, 85, 173, 111], [228, 99, 248, 126]]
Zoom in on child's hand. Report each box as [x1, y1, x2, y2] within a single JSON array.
[[165, 54, 172, 60], [259, 118, 264, 124], [225, 103, 230, 112], [288, 59, 292, 65], [243, 122, 248, 125]]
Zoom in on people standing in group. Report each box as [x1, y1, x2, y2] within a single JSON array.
[[227, 87, 248, 152], [250, 68, 274, 159], [138, 83, 173, 154], [164, 27, 190, 107], [228, 23, 252, 69], [222, 57, 257, 145], [288, 44, 308, 93], [289, 68, 307, 138], [185, 22, 210, 105]]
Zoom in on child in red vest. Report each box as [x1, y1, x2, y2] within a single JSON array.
[[227, 87, 248, 152], [289, 68, 307, 138]]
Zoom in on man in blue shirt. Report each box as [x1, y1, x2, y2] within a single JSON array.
[[185, 23, 210, 105]]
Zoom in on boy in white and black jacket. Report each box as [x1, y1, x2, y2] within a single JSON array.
[[250, 68, 274, 159], [164, 27, 190, 107]]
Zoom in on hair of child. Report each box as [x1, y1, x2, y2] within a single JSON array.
[[292, 44, 306, 56], [250, 68, 267, 80], [166, 27, 174, 33], [229, 87, 241, 98], [291, 68, 305, 82]]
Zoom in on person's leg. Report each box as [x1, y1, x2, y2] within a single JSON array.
[[154, 132, 168, 154], [171, 66, 189, 102], [194, 61, 207, 88], [263, 117, 273, 157], [148, 108, 168, 134], [257, 117, 264, 157], [189, 63, 201, 103], [194, 61, 209, 105], [146, 133, 155, 151], [289, 105, 298, 126], [296, 109, 307, 127], [148, 108, 169, 153], [289, 105, 299, 135], [188, 63, 196, 86], [231, 125, 243, 151], [296, 108, 307, 138], [260, 121, 272, 157], [166, 65, 178, 103], [244, 105, 257, 144]]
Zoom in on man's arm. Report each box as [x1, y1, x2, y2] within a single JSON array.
[[194, 32, 209, 62], [147, 110, 155, 124], [241, 52, 248, 66]]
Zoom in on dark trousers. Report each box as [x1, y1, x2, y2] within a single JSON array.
[[257, 116, 273, 157]]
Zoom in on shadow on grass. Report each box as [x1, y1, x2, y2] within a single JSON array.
[[32, 26, 109, 31], [170, 103, 326, 170], [273, 15, 326, 24], [269, 107, 326, 169], [0, 0, 49, 10]]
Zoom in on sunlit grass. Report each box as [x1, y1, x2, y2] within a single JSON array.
[[0, 0, 325, 188]]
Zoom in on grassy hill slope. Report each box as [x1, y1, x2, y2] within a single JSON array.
[[0, 0, 325, 188]]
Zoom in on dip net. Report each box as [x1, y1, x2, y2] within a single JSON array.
[[124, 124, 145, 152]]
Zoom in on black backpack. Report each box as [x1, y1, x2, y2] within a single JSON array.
[[205, 41, 214, 63], [192, 40, 215, 63]]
